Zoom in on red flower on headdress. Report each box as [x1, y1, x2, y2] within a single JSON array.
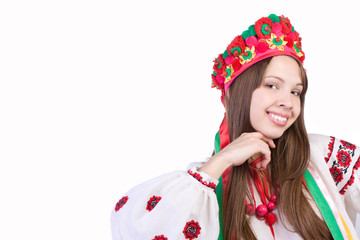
[[231, 58, 242, 72], [284, 36, 294, 48], [183, 220, 201, 239], [227, 35, 246, 57], [330, 167, 343, 183], [279, 16, 292, 34], [287, 31, 296, 41], [255, 17, 273, 39], [152, 235, 168, 240], [272, 22, 282, 35], [213, 54, 226, 75], [146, 195, 162, 212], [211, 73, 224, 90], [294, 31, 302, 48], [336, 150, 352, 167], [298, 51, 305, 62], [256, 41, 269, 53], [115, 196, 129, 212]]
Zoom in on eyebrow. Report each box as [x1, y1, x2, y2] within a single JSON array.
[[264, 75, 303, 87]]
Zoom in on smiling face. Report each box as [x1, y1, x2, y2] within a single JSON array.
[[249, 56, 303, 139]]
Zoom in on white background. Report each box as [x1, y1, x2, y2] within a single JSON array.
[[1, 0, 359, 239]]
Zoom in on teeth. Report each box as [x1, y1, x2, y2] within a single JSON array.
[[270, 113, 287, 122]]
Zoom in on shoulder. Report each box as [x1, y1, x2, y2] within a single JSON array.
[[308, 133, 360, 195], [308, 133, 335, 159]]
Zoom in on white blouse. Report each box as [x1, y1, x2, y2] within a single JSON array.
[[111, 134, 360, 239]]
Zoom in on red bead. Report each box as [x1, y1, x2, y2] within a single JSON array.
[[246, 204, 255, 215], [265, 26, 270, 32], [267, 201, 276, 211], [256, 204, 268, 217], [265, 212, 277, 225], [243, 52, 249, 57], [270, 194, 276, 203]]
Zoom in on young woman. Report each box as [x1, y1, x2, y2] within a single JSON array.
[[111, 14, 360, 240]]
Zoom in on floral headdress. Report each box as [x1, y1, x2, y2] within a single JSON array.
[[211, 14, 305, 98]]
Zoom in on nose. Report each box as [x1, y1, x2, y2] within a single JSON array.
[[277, 92, 293, 109]]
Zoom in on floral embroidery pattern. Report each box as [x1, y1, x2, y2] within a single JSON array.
[[188, 170, 216, 190], [115, 196, 128, 212], [330, 167, 343, 183], [340, 155, 360, 194], [152, 235, 168, 240], [325, 136, 359, 194], [146, 195, 162, 212], [183, 220, 201, 239], [336, 150, 352, 167]]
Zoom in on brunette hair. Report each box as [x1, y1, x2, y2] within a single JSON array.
[[222, 56, 333, 240]]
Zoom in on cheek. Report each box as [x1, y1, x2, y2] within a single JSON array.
[[250, 90, 264, 109], [293, 99, 302, 119], [249, 90, 265, 123]]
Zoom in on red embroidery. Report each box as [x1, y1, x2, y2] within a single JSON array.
[[115, 196, 128, 212], [354, 155, 360, 170], [152, 235, 168, 240], [325, 136, 335, 163], [330, 167, 343, 183], [340, 155, 360, 194], [340, 140, 356, 150], [188, 170, 216, 190], [326, 137, 359, 195], [336, 150, 352, 167], [183, 220, 201, 239], [146, 196, 162, 212]]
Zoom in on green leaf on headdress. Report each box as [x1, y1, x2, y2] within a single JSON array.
[[248, 25, 256, 36], [242, 30, 251, 40], [268, 14, 280, 23], [223, 50, 229, 59]]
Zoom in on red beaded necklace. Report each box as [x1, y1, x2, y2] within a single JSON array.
[[245, 157, 277, 239]]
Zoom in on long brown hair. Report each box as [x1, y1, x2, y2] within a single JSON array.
[[222, 56, 333, 240]]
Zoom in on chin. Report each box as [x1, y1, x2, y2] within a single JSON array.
[[259, 128, 289, 140]]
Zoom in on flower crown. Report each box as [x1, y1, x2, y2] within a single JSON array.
[[211, 14, 305, 94]]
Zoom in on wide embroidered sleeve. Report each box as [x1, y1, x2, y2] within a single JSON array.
[[309, 134, 360, 215], [111, 165, 220, 240]]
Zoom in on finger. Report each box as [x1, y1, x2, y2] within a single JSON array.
[[250, 143, 271, 168], [251, 132, 276, 149], [259, 158, 271, 169]]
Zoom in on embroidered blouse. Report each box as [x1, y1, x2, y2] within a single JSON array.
[[111, 134, 360, 239]]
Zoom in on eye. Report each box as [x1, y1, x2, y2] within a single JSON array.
[[291, 90, 301, 96], [266, 84, 278, 89]]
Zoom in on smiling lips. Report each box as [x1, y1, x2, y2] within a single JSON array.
[[268, 112, 290, 126]]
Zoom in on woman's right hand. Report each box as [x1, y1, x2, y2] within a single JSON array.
[[198, 132, 276, 180]]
